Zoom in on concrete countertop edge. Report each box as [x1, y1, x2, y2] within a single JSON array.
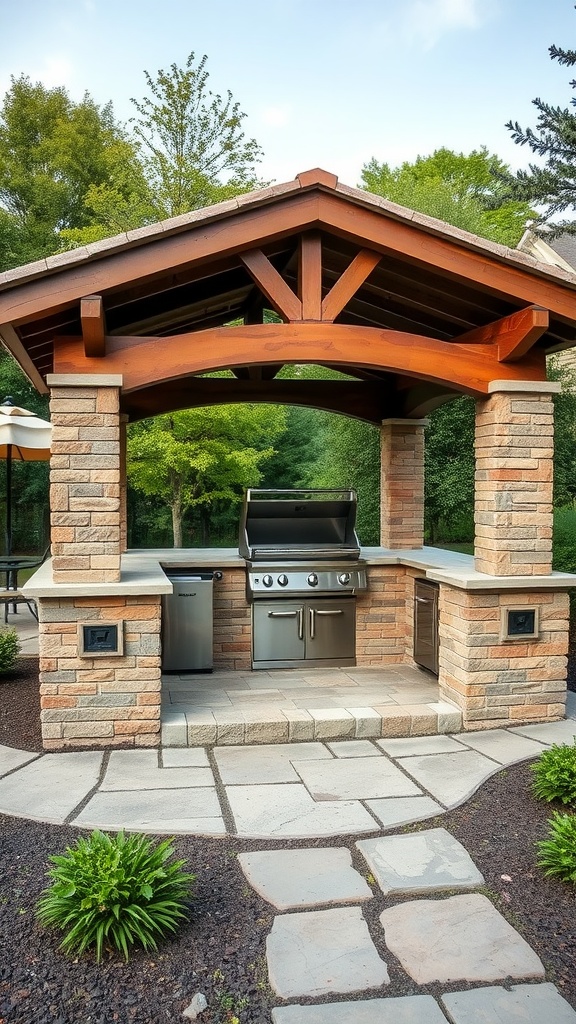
[[22, 546, 576, 597]]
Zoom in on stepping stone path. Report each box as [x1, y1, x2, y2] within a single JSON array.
[[380, 893, 545, 985], [238, 847, 372, 910], [238, 831, 575, 1020], [266, 906, 389, 998], [356, 827, 485, 895], [272, 994, 450, 1023], [441, 983, 576, 1023]]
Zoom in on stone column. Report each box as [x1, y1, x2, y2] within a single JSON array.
[[380, 418, 428, 549], [474, 381, 560, 576], [120, 414, 128, 553], [47, 374, 123, 583]]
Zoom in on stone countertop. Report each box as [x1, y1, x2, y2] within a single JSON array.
[[22, 548, 245, 598], [23, 545, 576, 598], [362, 546, 576, 590]]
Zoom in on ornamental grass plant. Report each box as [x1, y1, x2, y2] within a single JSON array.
[[531, 742, 576, 806], [37, 830, 195, 962]]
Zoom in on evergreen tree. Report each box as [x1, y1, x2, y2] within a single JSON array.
[[503, 34, 576, 235]]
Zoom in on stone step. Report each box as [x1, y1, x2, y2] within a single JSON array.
[[161, 699, 462, 746]]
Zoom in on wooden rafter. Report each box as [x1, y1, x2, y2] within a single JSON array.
[[455, 305, 549, 362], [322, 249, 382, 322], [81, 295, 106, 357], [240, 249, 302, 321]]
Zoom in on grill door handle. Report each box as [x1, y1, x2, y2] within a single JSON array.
[[268, 608, 304, 641], [309, 607, 343, 639], [415, 597, 431, 603]]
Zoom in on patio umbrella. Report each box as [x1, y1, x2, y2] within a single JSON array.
[[0, 397, 51, 555]]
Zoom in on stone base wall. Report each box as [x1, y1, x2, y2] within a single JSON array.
[[39, 595, 161, 750], [356, 566, 408, 664], [213, 568, 251, 670], [438, 584, 569, 729]]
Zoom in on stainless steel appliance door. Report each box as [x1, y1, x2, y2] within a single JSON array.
[[162, 574, 214, 672], [306, 598, 356, 661], [414, 580, 439, 675], [252, 601, 305, 664]]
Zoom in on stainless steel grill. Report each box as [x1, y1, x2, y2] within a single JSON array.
[[239, 489, 367, 669], [240, 489, 367, 598]]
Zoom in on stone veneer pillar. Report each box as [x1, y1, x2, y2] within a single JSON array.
[[380, 419, 428, 549], [474, 381, 560, 576], [120, 414, 128, 552], [47, 374, 123, 583], [434, 379, 568, 731]]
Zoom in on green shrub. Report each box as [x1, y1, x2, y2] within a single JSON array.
[[0, 627, 19, 672], [37, 829, 195, 962], [531, 742, 576, 805], [536, 811, 576, 883]]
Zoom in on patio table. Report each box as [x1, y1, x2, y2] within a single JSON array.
[[0, 555, 44, 621]]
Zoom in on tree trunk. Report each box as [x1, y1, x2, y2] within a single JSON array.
[[171, 488, 183, 548]]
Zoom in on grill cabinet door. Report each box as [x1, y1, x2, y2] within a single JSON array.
[[252, 602, 305, 664], [414, 580, 439, 675], [306, 599, 356, 661]]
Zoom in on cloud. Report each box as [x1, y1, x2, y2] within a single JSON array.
[[403, 0, 496, 49], [258, 103, 293, 128], [41, 56, 76, 88]]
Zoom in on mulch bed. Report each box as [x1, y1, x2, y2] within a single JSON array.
[[1, 658, 576, 1023]]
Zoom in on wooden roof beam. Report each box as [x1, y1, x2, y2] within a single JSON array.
[[299, 232, 322, 320], [240, 249, 302, 321], [322, 249, 382, 322], [455, 305, 549, 363], [81, 294, 106, 357]]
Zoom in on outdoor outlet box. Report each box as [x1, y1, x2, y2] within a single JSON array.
[[500, 607, 539, 642], [79, 621, 124, 657]]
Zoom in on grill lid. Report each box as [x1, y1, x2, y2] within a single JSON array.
[[239, 488, 361, 561]]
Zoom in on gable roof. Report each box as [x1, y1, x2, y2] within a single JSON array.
[[1, 168, 576, 414]]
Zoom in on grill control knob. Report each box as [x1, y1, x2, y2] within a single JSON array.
[[338, 572, 351, 585], [277, 573, 289, 587], [262, 574, 274, 587], [307, 572, 319, 587]]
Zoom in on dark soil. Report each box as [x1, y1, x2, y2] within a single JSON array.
[[1, 659, 576, 1023]]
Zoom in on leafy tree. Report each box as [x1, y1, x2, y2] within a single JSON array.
[[424, 397, 476, 544], [547, 357, 576, 508], [503, 34, 576, 235], [0, 76, 140, 268], [259, 404, 322, 490], [361, 148, 533, 246], [129, 52, 266, 219], [127, 404, 285, 547], [310, 413, 381, 545]]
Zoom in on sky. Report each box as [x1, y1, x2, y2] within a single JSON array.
[[1, 0, 575, 189]]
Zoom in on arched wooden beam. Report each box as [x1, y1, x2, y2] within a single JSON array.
[[53, 321, 547, 396], [122, 377, 396, 423]]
